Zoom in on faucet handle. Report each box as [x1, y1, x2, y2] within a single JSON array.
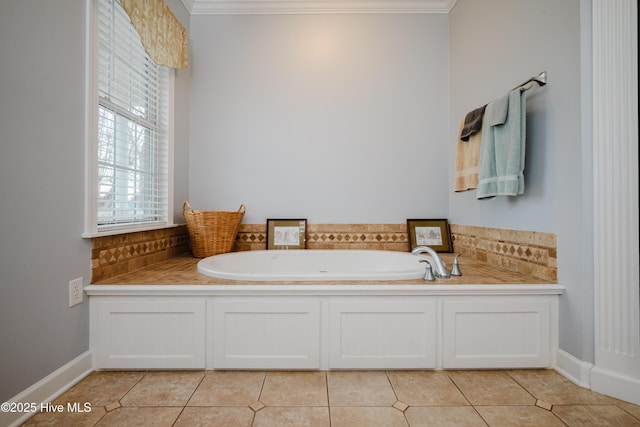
[[419, 259, 436, 281], [450, 254, 462, 276]]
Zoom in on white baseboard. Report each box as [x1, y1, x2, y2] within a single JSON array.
[[555, 349, 640, 406], [591, 366, 640, 406], [554, 348, 593, 388], [0, 351, 94, 427]]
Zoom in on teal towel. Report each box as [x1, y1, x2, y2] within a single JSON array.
[[476, 89, 526, 198]]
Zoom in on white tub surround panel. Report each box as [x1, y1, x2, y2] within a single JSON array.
[[86, 284, 562, 371], [328, 299, 437, 369], [442, 298, 556, 369], [592, 0, 640, 405], [91, 299, 206, 369], [210, 299, 321, 369]]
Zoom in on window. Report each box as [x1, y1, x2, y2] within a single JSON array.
[[86, 0, 171, 235]]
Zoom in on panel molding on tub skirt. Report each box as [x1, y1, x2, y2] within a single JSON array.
[[210, 300, 321, 369], [328, 299, 437, 369], [442, 298, 551, 368], [97, 300, 206, 369]]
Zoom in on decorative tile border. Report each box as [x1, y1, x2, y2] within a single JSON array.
[[234, 224, 267, 252], [449, 224, 557, 282], [238, 223, 557, 281], [236, 223, 409, 252], [90, 222, 557, 283], [91, 225, 190, 283]]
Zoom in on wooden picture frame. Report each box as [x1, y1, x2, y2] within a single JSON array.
[[407, 219, 453, 253], [266, 219, 307, 250]]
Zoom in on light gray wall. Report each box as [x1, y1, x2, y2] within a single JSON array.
[[188, 14, 450, 224], [168, 0, 191, 223], [0, 0, 91, 401], [190, 4, 594, 362], [0, 0, 191, 401], [449, 0, 593, 362]]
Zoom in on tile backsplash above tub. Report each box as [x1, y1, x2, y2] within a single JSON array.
[[90, 223, 556, 283], [449, 224, 557, 282], [236, 223, 557, 282], [91, 225, 190, 283], [235, 223, 410, 252]]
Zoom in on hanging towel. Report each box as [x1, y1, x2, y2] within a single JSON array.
[[454, 117, 482, 192], [487, 91, 510, 126], [460, 105, 486, 141], [476, 89, 527, 198]]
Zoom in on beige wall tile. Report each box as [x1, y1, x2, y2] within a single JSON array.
[[91, 222, 557, 282], [90, 225, 190, 282], [452, 224, 557, 281]]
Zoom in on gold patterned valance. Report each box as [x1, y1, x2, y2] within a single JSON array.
[[118, 0, 188, 69]]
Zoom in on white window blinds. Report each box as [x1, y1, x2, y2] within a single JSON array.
[[95, 0, 169, 230]]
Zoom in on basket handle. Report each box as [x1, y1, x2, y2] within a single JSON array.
[[184, 201, 244, 214]]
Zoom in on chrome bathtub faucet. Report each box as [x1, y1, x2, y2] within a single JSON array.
[[412, 246, 462, 278], [450, 254, 462, 276], [418, 259, 436, 281]]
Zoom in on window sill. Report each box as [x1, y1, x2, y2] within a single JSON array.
[[82, 223, 184, 239]]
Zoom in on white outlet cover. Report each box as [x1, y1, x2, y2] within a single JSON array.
[[69, 277, 83, 307]]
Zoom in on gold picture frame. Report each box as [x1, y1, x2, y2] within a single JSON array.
[[407, 219, 452, 253], [266, 219, 307, 250]]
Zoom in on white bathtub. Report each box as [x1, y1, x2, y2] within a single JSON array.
[[197, 249, 430, 281]]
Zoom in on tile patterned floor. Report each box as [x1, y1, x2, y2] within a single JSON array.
[[22, 369, 640, 426]]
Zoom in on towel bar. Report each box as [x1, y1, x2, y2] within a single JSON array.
[[513, 71, 547, 91]]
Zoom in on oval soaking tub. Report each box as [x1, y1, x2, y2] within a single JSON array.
[[197, 249, 430, 281]]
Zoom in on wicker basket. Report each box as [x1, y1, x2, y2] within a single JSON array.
[[183, 202, 246, 258]]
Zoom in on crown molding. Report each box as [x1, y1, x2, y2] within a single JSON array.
[[181, 0, 457, 15]]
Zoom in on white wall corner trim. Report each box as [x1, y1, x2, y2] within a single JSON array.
[[592, 0, 640, 406], [0, 352, 93, 427], [555, 349, 593, 389]]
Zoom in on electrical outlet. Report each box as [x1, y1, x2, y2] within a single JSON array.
[[69, 277, 84, 307]]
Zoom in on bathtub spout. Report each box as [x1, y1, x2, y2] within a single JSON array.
[[411, 246, 450, 278]]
